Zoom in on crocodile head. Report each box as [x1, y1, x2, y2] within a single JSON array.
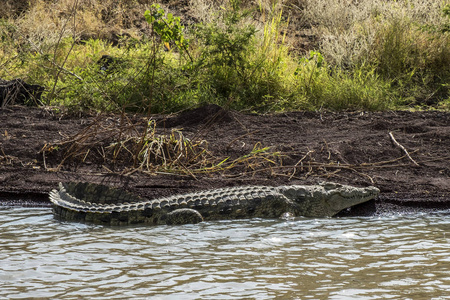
[[279, 182, 380, 217]]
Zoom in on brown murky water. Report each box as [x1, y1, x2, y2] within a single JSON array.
[[1, 207, 450, 299]]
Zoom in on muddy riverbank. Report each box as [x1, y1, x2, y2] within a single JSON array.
[[1, 105, 449, 215]]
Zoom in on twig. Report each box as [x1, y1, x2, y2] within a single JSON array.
[[323, 139, 331, 160], [388, 131, 419, 166], [25, 33, 82, 82], [50, 0, 81, 99], [289, 150, 314, 180], [226, 130, 259, 151], [347, 168, 375, 184], [42, 149, 47, 170]]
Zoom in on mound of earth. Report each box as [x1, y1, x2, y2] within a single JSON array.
[[0, 105, 449, 216]]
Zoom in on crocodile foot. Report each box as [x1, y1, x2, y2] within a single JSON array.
[[165, 208, 204, 225]]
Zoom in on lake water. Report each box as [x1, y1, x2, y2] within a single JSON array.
[[1, 207, 450, 299]]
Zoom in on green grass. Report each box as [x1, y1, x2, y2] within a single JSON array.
[[0, 0, 449, 113]]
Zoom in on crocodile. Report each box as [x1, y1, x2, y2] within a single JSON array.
[[49, 182, 379, 225]]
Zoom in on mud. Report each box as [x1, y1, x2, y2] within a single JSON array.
[[1, 105, 449, 216]]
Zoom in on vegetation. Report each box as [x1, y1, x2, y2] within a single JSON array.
[[41, 114, 282, 175], [1, 0, 449, 113]]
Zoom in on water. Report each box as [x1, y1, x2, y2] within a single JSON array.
[[1, 207, 450, 299]]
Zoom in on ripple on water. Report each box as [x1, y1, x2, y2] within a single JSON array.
[[1, 208, 450, 299]]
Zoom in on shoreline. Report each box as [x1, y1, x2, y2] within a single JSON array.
[[1, 105, 449, 216]]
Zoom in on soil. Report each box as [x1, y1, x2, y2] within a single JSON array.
[[1, 105, 449, 216]]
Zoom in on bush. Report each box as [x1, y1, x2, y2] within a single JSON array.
[[293, 51, 393, 110], [371, 18, 450, 106], [190, 0, 295, 111], [303, 0, 450, 108], [1, 0, 448, 113]]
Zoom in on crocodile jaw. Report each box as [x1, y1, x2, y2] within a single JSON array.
[[279, 182, 380, 217], [326, 186, 380, 215], [324, 184, 380, 216]]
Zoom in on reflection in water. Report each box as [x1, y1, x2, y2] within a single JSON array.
[[1, 207, 450, 299]]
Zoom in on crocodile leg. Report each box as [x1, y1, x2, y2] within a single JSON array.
[[165, 208, 204, 225]]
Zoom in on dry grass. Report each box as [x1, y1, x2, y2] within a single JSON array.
[[41, 114, 210, 174], [41, 114, 282, 176], [301, 0, 445, 33], [298, 0, 448, 67], [3, 0, 150, 48], [3, 0, 447, 62]]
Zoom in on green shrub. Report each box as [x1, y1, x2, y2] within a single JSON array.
[[187, 0, 296, 111], [293, 51, 393, 111], [192, 1, 259, 107], [56, 42, 196, 113], [371, 18, 450, 106]]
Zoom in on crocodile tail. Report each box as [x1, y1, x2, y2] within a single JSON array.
[[49, 182, 148, 213], [49, 182, 89, 212]]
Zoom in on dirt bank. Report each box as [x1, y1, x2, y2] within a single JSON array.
[[1, 105, 449, 216]]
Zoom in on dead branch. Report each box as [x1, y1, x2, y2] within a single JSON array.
[[388, 131, 419, 166]]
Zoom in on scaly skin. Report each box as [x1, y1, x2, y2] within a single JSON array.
[[49, 182, 379, 225]]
